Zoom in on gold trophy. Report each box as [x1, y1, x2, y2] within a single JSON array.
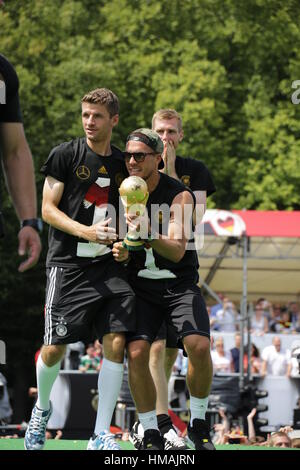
[[119, 176, 149, 251]]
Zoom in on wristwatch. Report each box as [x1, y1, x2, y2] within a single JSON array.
[[20, 218, 43, 234]]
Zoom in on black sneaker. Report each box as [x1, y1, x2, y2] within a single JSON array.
[[129, 421, 143, 450], [142, 429, 164, 450], [187, 419, 216, 450]]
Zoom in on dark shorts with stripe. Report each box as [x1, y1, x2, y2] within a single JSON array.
[[44, 259, 135, 345], [155, 322, 179, 348], [127, 276, 210, 347]]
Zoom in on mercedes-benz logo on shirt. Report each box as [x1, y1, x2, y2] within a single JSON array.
[[76, 165, 91, 180], [181, 175, 191, 187]]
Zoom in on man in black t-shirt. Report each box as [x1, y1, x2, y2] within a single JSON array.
[[0, 53, 41, 271], [25, 88, 135, 451], [128, 109, 215, 449], [112, 128, 215, 451]]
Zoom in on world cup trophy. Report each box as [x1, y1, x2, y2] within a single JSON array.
[[119, 176, 149, 251]]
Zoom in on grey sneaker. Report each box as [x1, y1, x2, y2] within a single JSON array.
[[24, 403, 52, 450]]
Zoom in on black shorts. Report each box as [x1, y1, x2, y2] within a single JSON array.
[[155, 322, 178, 348], [127, 277, 210, 346], [44, 260, 135, 345]]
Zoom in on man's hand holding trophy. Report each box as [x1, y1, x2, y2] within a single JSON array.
[[113, 128, 164, 262], [119, 175, 149, 251]]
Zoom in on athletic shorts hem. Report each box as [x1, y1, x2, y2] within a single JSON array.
[[99, 327, 136, 342], [44, 328, 134, 346], [126, 334, 152, 344], [180, 330, 210, 340]]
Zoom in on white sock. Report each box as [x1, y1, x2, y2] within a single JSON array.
[[190, 395, 209, 424], [138, 410, 159, 432], [36, 354, 61, 411], [94, 358, 124, 435]]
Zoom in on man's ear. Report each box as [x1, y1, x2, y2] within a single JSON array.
[[112, 114, 119, 127], [179, 129, 184, 142], [157, 154, 163, 167]]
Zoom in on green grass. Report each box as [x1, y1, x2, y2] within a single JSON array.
[[0, 439, 296, 451], [0, 438, 134, 451]]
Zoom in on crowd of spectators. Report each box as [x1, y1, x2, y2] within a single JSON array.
[[209, 295, 300, 336], [59, 339, 104, 372], [212, 406, 300, 448], [166, 296, 300, 436], [78, 341, 103, 373], [209, 334, 300, 377], [207, 296, 300, 378]]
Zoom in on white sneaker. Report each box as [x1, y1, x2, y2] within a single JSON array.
[[24, 403, 52, 450], [163, 428, 189, 450], [87, 431, 121, 450]]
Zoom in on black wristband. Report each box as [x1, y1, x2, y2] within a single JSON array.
[[20, 218, 43, 234]]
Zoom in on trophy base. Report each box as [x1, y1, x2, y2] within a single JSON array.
[[122, 238, 145, 251]]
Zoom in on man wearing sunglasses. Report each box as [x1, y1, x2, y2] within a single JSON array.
[[127, 110, 215, 450], [112, 128, 215, 451]]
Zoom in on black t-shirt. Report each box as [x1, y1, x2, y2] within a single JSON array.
[[0, 55, 23, 235], [40, 138, 127, 267], [175, 155, 216, 195], [0, 54, 22, 123], [128, 173, 199, 282]]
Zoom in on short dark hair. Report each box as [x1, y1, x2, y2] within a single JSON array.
[[81, 88, 119, 117]]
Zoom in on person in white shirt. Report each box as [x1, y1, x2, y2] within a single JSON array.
[[287, 340, 300, 378], [214, 298, 239, 333], [173, 349, 188, 376], [261, 336, 289, 376], [251, 304, 269, 335], [211, 337, 233, 374]]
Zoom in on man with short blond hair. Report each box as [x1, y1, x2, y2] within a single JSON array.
[[268, 431, 291, 448], [152, 108, 183, 132]]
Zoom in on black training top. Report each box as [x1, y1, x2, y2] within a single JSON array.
[[0, 54, 22, 123], [174, 155, 216, 196], [127, 172, 199, 282], [0, 54, 23, 235], [41, 138, 127, 267]]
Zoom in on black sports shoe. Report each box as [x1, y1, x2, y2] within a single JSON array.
[[129, 421, 143, 450], [187, 419, 216, 450], [142, 429, 164, 450]]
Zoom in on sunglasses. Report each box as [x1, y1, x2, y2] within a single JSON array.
[[123, 151, 157, 163]]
